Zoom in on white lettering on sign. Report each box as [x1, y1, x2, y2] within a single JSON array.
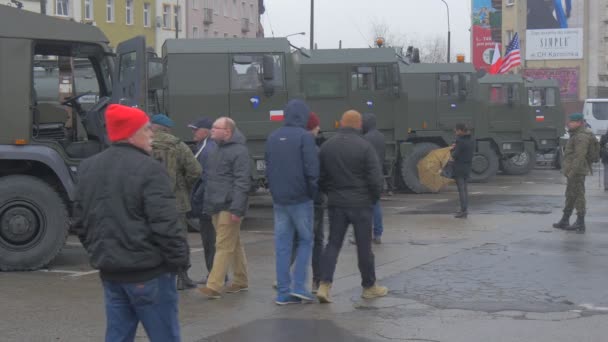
[[526, 28, 583, 60]]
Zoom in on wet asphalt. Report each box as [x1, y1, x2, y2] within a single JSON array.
[[1, 167, 608, 342]]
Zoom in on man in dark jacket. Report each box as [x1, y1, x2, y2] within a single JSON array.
[[600, 131, 608, 191], [451, 123, 475, 218], [316, 110, 388, 304], [363, 113, 385, 243], [199, 117, 251, 299], [73, 104, 188, 342], [265, 100, 319, 305], [189, 117, 219, 283]]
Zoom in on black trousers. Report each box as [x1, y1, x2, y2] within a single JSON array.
[[199, 214, 216, 273], [455, 177, 468, 212], [320, 206, 376, 288], [291, 205, 325, 283]]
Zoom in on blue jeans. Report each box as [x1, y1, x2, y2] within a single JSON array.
[[274, 201, 314, 296], [103, 273, 180, 342], [373, 202, 384, 238]]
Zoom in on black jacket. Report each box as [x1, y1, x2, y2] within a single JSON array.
[[362, 113, 386, 165], [319, 127, 383, 207], [73, 144, 189, 283], [203, 129, 252, 217], [600, 132, 608, 164], [452, 134, 475, 178]]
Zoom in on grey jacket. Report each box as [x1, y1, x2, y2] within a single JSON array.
[[203, 129, 252, 217]]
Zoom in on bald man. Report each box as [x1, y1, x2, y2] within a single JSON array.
[[316, 110, 388, 303]]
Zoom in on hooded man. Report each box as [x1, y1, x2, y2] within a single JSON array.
[[265, 100, 319, 305], [150, 114, 202, 290], [362, 113, 385, 243], [199, 117, 252, 299], [73, 104, 188, 342], [316, 110, 388, 304]]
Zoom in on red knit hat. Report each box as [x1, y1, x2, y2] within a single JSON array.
[[306, 112, 320, 131], [105, 104, 150, 142]]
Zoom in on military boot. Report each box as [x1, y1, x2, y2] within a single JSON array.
[[565, 215, 586, 233], [552, 213, 571, 229], [177, 271, 197, 290]]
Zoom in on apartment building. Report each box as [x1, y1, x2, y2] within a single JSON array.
[[185, 0, 264, 39], [156, 1, 187, 54]]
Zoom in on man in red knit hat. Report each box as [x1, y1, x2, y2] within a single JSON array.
[[73, 104, 188, 342]]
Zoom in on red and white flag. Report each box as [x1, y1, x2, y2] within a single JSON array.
[[270, 110, 284, 122], [489, 43, 502, 75], [498, 33, 521, 74]]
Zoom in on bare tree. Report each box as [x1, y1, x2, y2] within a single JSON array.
[[369, 20, 448, 63]]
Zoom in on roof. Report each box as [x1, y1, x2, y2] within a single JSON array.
[[300, 48, 398, 65], [478, 74, 524, 84], [400, 63, 476, 74], [0, 5, 108, 44], [163, 38, 291, 54], [585, 98, 608, 103]]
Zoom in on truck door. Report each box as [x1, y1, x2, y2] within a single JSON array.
[[349, 65, 397, 134], [487, 83, 523, 132], [436, 73, 475, 130], [112, 36, 148, 109], [228, 53, 288, 175]]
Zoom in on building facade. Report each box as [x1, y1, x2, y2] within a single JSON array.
[[185, 0, 264, 39], [155, 0, 187, 55], [19, 0, 82, 21]]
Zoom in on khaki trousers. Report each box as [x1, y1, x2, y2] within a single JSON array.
[[206, 211, 248, 292]]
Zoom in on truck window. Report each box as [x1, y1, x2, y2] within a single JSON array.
[[489, 85, 505, 104], [375, 66, 389, 90], [545, 88, 556, 107], [528, 89, 545, 107], [438, 74, 452, 97], [231, 54, 284, 91], [304, 73, 346, 98], [351, 67, 373, 91], [591, 103, 608, 120]]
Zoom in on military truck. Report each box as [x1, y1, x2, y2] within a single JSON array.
[[0, 6, 150, 270]]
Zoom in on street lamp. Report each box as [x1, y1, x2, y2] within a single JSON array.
[[310, 0, 314, 50], [439, 0, 451, 63], [285, 32, 306, 38]]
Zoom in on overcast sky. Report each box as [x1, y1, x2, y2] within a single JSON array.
[[262, 0, 471, 58]]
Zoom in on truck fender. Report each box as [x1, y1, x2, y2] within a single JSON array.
[[0, 145, 76, 200]]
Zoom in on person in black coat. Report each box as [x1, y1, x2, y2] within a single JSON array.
[[451, 123, 475, 218], [600, 131, 608, 191]]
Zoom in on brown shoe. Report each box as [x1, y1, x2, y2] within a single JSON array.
[[316, 282, 332, 303], [225, 283, 249, 294], [199, 286, 221, 299], [362, 284, 388, 299]]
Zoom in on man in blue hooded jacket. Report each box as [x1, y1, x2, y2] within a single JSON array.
[[265, 99, 320, 305]]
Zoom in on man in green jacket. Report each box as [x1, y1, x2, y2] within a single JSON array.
[[151, 114, 203, 288], [553, 113, 595, 233]]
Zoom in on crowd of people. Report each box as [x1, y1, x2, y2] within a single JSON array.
[[71, 101, 597, 341]]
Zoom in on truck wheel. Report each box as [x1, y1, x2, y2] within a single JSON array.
[[0, 175, 69, 271], [501, 150, 537, 175], [400, 143, 440, 193], [470, 150, 499, 183]]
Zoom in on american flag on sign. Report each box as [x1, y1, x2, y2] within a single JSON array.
[[498, 33, 521, 74]]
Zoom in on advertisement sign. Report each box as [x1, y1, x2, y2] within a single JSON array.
[[522, 67, 580, 101], [526, 0, 584, 60], [472, 0, 502, 71]]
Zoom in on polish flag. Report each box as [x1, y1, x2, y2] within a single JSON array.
[[270, 110, 284, 122], [489, 43, 503, 75]]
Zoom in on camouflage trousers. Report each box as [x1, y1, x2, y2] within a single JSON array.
[[564, 175, 586, 216]]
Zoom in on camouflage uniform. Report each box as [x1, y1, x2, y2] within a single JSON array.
[[152, 131, 202, 232], [561, 125, 594, 216]]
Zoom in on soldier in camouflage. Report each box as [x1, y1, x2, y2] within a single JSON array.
[[151, 114, 203, 289], [553, 113, 594, 233]]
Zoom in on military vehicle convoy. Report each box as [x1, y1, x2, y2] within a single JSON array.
[[0, 5, 564, 271]]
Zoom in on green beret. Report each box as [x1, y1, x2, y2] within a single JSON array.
[[568, 113, 584, 122]]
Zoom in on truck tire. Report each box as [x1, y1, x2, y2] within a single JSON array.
[[0, 175, 69, 271], [470, 150, 499, 183], [501, 150, 537, 175], [400, 142, 439, 193]]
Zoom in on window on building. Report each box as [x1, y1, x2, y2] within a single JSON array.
[[233, 0, 237, 18], [506, 0, 515, 6], [143, 3, 151, 27], [193, 26, 199, 38], [241, 1, 246, 19], [204, 29, 209, 37], [193, 0, 198, 10], [304, 73, 346, 98], [250, 4, 254, 23], [163, 5, 171, 28], [174, 5, 181, 30], [84, 0, 93, 20], [214, 0, 219, 15], [106, 0, 114, 22], [351, 67, 373, 91], [55, 0, 69, 17], [225, 0, 229, 16], [506, 30, 514, 44], [126, 0, 134, 25]]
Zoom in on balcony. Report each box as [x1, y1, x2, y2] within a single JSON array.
[[241, 18, 250, 33], [203, 8, 213, 24]]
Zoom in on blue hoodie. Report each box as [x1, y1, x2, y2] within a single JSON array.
[[265, 99, 319, 205]]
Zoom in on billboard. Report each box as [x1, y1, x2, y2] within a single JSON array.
[[472, 0, 502, 71], [526, 0, 584, 60], [523, 68, 580, 101]]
